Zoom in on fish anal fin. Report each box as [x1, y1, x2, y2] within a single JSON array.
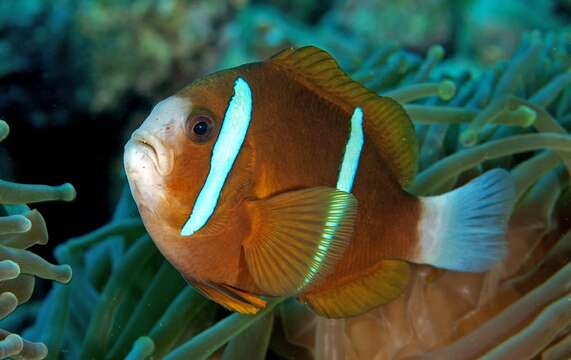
[[244, 187, 357, 296], [193, 282, 267, 315], [268, 46, 418, 186], [298, 259, 410, 318]]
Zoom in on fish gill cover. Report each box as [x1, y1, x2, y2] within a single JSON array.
[[0, 0, 570, 359]]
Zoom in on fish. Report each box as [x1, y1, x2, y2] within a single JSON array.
[[123, 46, 516, 318]]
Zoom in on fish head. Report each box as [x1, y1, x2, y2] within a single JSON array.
[[124, 69, 256, 283]]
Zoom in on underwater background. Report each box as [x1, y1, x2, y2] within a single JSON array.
[[0, 0, 571, 358]]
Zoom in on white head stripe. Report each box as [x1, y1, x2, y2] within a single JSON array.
[[181, 77, 253, 236], [336, 107, 364, 193]]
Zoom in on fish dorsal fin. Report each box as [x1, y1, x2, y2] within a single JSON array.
[[193, 281, 267, 315], [269, 46, 418, 186]]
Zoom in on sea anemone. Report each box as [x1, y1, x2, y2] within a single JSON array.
[[319, 30, 571, 359], [0, 120, 74, 359]]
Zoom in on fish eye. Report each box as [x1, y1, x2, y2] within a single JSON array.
[[186, 112, 215, 143]]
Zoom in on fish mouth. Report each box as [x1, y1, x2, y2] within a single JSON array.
[[128, 130, 173, 176]]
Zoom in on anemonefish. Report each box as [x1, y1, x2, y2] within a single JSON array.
[[124, 46, 515, 318]]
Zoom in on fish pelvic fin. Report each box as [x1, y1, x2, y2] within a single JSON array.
[[193, 281, 267, 315], [299, 259, 410, 318], [415, 169, 516, 272], [243, 187, 357, 296]]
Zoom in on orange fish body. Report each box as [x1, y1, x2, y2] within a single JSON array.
[[124, 47, 515, 317]]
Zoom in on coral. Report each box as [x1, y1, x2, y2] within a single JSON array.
[[458, 0, 567, 64], [1, 0, 567, 131], [0, 120, 74, 359], [0, 0, 244, 126], [329, 0, 453, 51], [262, 0, 333, 23], [21, 30, 571, 359], [0, 0, 83, 127], [217, 5, 367, 71], [76, 0, 241, 112]]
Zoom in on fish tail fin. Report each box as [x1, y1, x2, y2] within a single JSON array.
[[416, 169, 515, 272]]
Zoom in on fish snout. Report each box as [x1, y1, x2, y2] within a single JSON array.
[[127, 129, 174, 176]]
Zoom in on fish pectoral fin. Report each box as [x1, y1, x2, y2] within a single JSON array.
[[298, 259, 411, 318], [243, 187, 357, 296], [193, 282, 267, 315]]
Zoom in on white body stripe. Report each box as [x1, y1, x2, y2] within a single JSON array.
[[298, 108, 364, 290], [181, 77, 253, 236], [336, 107, 364, 193]]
